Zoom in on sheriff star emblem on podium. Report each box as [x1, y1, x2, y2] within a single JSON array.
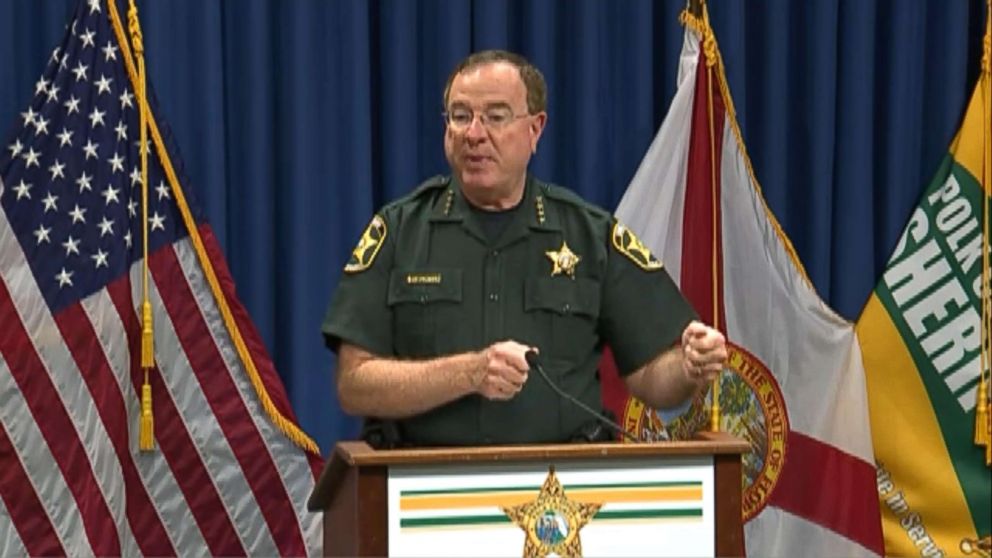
[[501, 467, 601, 558]]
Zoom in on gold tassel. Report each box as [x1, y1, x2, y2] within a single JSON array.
[[130, 0, 156, 452], [987, 429, 991, 466], [139, 376, 154, 450], [139, 300, 154, 450], [986, 384, 992, 466], [141, 300, 154, 367]]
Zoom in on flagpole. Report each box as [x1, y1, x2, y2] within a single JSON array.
[[690, 0, 724, 433], [977, 0, 991, 465]]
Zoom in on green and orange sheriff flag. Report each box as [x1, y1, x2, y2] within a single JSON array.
[[856, 3, 992, 555]]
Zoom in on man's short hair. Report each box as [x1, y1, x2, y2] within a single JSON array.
[[443, 50, 547, 114]]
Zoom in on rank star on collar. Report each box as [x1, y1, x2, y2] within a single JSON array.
[[546, 241, 580, 278]]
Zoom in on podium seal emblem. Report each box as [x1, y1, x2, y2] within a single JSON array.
[[502, 466, 601, 557]]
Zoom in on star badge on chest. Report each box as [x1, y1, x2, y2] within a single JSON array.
[[545, 241, 581, 278]]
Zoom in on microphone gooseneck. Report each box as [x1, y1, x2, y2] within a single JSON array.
[[524, 350, 643, 443]]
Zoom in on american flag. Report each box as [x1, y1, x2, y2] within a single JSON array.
[[0, 0, 322, 555]]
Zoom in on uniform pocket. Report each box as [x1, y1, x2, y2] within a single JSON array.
[[524, 276, 600, 362], [388, 269, 463, 357]]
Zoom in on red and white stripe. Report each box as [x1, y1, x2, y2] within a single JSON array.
[[0, 182, 320, 556], [0, 477, 29, 557], [615, 26, 884, 556]]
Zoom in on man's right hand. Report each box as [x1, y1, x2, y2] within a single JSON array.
[[335, 340, 537, 419], [473, 340, 534, 401]]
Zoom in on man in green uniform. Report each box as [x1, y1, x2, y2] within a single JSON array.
[[322, 50, 726, 446]]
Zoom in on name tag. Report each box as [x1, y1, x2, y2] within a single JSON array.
[[405, 273, 442, 285]]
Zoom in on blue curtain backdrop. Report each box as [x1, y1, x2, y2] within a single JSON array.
[[1, 0, 987, 455]]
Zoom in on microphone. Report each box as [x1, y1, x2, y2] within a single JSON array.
[[525, 350, 647, 443]]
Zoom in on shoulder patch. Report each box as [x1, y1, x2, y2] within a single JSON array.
[[344, 215, 387, 273], [611, 222, 663, 271]]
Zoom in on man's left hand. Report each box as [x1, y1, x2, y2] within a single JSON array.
[[680, 321, 727, 383]]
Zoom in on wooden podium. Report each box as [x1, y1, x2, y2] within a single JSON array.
[[308, 431, 748, 557]]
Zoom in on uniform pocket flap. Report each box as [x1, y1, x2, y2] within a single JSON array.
[[524, 276, 600, 318], [388, 269, 463, 305]]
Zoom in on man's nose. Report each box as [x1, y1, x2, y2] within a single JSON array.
[[464, 115, 488, 139]]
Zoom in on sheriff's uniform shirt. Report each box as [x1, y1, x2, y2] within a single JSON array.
[[323, 175, 696, 445]]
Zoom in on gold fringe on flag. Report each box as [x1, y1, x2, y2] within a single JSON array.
[[127, 0, 155, 451]]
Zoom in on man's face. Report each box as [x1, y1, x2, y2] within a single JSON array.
[[444, 62, 546, 208]]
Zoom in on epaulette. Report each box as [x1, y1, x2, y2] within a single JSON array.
[[538, 181, 612, 221], [412, 174, 450, 194], [382, 174, 450, 212]]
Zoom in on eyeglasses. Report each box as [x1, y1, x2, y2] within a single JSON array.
[[443, 106, 530, 132]]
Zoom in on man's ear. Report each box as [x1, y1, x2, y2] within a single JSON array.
[[530, 112, 547, 153]]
